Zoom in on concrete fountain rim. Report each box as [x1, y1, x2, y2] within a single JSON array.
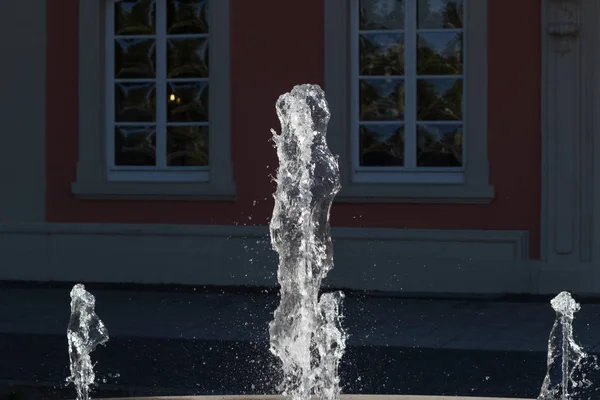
[[99, 395, 533, 400]]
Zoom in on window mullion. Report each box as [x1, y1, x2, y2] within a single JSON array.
[[403, 0, 417, 169], [106, 0, 116, 169], [350, 0, 360, 172], [155, 0, 167, 169]]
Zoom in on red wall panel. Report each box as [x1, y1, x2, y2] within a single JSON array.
[[46, 0, 541, 257]]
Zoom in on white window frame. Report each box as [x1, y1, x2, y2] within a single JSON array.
[[72, 0, 235, 200], [325, 0, 494, 203], [350, 0, 465, 184], [106, 0, 209, 183]]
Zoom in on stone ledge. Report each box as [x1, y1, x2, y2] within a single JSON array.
[[0, 223, 530, 293], [99, 396, 531, 400]]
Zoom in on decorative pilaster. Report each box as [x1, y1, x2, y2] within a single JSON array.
[[578, 0, 597, 263], [541, 0, 583, 262]]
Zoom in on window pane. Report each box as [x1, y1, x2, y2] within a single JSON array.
[[417, 32, 462, 75], [114, 0, 156, 35], [167, 0, 209, 34], [115, 82, 156, 122], [114, 38, 156, 79], [167, 38, 209, 78], [167, 81, 209, 122], [110, 0, 212, 173], [417, 124, 462, 166], [360, 33, 405, 76], [360, 79, 405, 121], [360, 124, 404, 166], [360, 0, 405, 30], [114, 126, 156, 166], [417, 78, 462, 121], [167, 126, 209, 166], [417, 0, 463, 29]]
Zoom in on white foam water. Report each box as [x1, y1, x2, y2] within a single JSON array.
[[66, 284, 110, 400], [268, 84, 347, 400], [539, 291, 595, 400]]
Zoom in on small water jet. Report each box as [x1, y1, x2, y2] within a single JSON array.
[[538, 291, 593, 400], [268, 84, 347, 400], [66, 284, 110, 400]]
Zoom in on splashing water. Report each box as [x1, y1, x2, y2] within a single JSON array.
[[268, 84, 347, 400], [313, 291, 347, 400], [66, 284, 110, 400], [539, 291, 594, 400]]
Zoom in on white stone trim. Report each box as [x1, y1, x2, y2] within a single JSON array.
[[0, 223, 529, 294], [540, 0, 595, 264]]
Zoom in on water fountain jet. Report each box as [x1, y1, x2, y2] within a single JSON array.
[[69, 85, 563, 400], [268, 84, 347, 400], [538, 291, 595, 400], [66, 283, 110, 400]]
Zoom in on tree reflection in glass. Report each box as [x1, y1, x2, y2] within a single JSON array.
[[167, 0, 209, 34], [417, 0, 463, 29], [114, 38, 156, 79], [359, 0, 405, 30], [417, 79, 462, 121], [360, 124, 405, 166], [417, 32, 462, 75], [114, 0, 156, 35], [417, 124, 462, 167], [360, 79, 405, 121], [167, 38, 209, 78], [114, 126, 157, 166], [167, 82, 209, 122], [360, 33, 405, 76], [167, 126, 209, 166]]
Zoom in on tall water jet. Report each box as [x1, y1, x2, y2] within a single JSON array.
[[538, 291, 592, 400], [269, 84, 347, 400], [66, 284, 110, 400]]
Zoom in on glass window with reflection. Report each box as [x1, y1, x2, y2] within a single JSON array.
[[354, 0, 464, 179], [109, 0, 210, 180]]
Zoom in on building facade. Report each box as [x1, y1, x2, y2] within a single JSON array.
[[0, 0, 594, 294]]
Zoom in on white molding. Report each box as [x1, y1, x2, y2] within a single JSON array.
[[540, 0, 586, 262], [333, 182, 494, 203], [0, 223, 529, 294], [0, 222, 527, 244], [530, 261, 599, 294], [71, 181, 235, 200], [579, 0, 597, 263]]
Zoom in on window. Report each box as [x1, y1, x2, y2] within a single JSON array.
[[73, 0, 235, 200], [325, 0, 494, 202]]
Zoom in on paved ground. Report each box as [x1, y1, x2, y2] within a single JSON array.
[[0, 285, 600, 399]]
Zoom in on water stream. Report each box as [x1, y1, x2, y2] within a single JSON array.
[[66, 284, 110, 400], [268, 84, 347, 400], [538, 291, 593, 400]]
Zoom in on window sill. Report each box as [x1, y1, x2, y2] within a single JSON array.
[[334, 183, 495, 204], [71, 181, 236, 201]]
